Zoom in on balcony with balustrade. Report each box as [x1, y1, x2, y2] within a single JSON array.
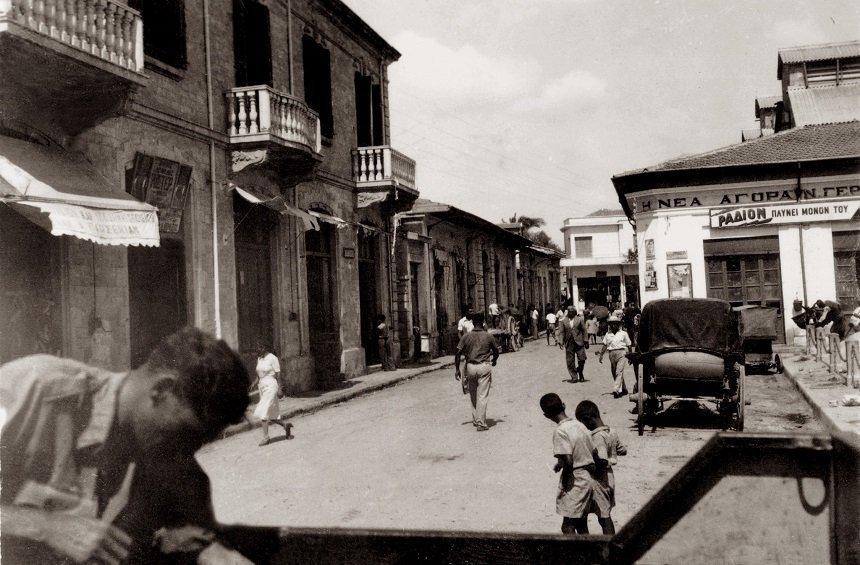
[[0, 0, 147, 135], [351, 146, 418, 207], [226, 85, 322, 180]]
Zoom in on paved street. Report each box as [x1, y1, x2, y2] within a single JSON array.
[[198, 338, 822, 537]]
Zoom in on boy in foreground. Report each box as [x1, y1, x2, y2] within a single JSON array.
[[575, 399, 628, 535], [539, 393, 597, 535]]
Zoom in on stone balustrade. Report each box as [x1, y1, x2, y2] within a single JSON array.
[[227, 86, 321, 154], [2, 0, 144, 72], [352, 146, 416, 191]]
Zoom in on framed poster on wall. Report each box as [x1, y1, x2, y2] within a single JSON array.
[[667, 263, 693, 298]]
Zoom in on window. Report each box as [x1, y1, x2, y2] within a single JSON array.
[[129, 0, 187, 70], [233, 0, 272, 87], [303, 36, 334, 138], [833, 231, 860, 309], [574, 236, 593, 258]]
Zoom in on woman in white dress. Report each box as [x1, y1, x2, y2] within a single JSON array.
[[252, 345, 292, 446]]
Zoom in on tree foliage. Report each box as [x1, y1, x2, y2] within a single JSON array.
[[506, 214, 563, 253]]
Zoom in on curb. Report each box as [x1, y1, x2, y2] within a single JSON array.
[[221, 360, 455, 439], [780, 358, 842, 435]]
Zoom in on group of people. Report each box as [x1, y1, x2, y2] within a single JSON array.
[[540, 393, 627, 535]]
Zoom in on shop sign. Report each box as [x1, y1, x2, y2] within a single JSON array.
[[129, 153, 193, 233], [710, 201, 860, 229], [666, 250, 687, 260], [636, 181, 860, 212]]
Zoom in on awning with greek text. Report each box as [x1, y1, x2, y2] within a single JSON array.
[[0, 135, 159, 247], [232, 184, 320, 231]]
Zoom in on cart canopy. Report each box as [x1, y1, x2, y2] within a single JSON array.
[[637, 298, 741, 356]]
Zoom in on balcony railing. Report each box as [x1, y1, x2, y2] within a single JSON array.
[[352, 146, 416, 191], [2, 0, 144, 72], [227, 86, 321, 154]]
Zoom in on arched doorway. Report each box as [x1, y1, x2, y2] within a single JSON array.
[[305, 219, 339, 382]]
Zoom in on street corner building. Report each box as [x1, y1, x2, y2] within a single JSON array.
[[611, 40, 860, 347], [559, 209, 640, 310], [0, 0, 418, 390], [394, 200, 563, 360]]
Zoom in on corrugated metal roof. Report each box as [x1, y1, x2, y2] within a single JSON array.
[[778, 41, 860, 65], [613, 121, 860, 176], [788, 84, 860, 127], [755, 95, 782, 109]]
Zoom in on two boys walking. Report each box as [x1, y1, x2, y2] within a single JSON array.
[[540, 393, 627, 535]]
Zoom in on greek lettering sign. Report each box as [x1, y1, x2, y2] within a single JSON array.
[[710, 201, 860, 229], [129, 153, 193, 233]]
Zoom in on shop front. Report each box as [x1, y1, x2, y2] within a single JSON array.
[[613, 122, 860, 346]]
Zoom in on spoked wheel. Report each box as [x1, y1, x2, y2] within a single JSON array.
[[637, 371, 645, 436], [735, 364, 745, 431]]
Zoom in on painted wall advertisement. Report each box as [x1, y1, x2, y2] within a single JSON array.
[[710, 201, 860, 229]]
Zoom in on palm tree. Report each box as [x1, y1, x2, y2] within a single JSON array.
[[506, 214, 561, 252]]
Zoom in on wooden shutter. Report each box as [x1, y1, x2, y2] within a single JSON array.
[[233, 0, 249, 86], [355, 73, 372, 147], [371, 83, 383, 145]]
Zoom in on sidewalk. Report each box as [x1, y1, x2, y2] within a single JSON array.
[[779, 347, 860, 436], [223, 354, 456, 438]]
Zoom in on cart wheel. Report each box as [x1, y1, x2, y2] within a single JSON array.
[[774, 354, 784, 374], [637, 372, 645, 436], [735, 364, 745, 431]]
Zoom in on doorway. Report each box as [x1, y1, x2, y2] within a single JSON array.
[[128, 238, 187, 368], [306, 220, 339, 381], [434, 257, 448, 354], [234, 194, 277, 369], [578, 275, 622, 308], [358, 230, 379, 365]]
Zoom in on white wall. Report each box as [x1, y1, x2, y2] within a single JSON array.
[[564, 220, 635, 260]]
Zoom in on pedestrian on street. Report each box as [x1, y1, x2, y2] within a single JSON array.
[[575, 400, 627, 535], [555, 306, 566, 349], [586, 315, 599, 345], [454, 312, 499, 432], [598, 316, 632, 398], [489, 302, 501, 328], [458, 307, 475, 338], [545, 307, 558, 346], [531, 306, 540, 340], [376, 314, 396, 371], [539, 393, 597, 535], [560, 306, 588, 382], [253, 344, 293, 446], [0, 328, 256, 564]]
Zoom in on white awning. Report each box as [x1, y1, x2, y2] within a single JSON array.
[[308, 210, 350, 229], [232, 184, 320, 231], [0, 136, 159, 247]]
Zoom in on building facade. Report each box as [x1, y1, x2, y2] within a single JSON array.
[[612, 42, 860, 346], [396, 199, 529, 359], [560, 211, 639, 310], [0, 0, 416, 390]]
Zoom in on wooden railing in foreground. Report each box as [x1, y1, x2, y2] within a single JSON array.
[[213, 432, 858, 564]]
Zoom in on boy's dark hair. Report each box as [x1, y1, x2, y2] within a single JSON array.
[[471, 312, 486, 325], [574, 400, 600, 424], [539, 393, 565, 416], [145, 327, 251, 429]]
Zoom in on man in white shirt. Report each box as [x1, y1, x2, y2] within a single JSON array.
[[531, 307, 540, 340], [489, 302, 501, 328], [545, 309, 558, 346], [458, 308, 475, 337], [598, 316, 632, 398]]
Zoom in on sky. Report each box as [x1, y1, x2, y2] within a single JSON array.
[[346, 0, 859, 246]]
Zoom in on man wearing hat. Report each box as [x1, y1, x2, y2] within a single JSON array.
[[560, 306, 588, 382], [599, 315, 632, 398]]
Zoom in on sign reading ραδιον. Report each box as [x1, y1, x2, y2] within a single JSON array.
[[710, 201, 860, 228]]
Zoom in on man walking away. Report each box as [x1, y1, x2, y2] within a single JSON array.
[[454, 313, 499, 431], [598, 316, 632, 398], [560, 306, 589, 382], [546, 307, 558, 346]]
